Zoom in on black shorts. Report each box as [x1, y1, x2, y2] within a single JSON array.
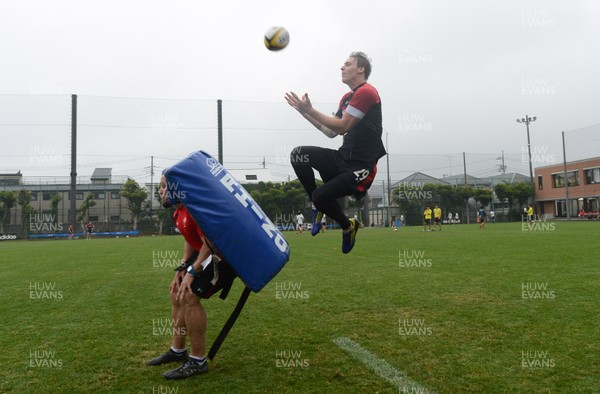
[[434, 218, 441, 223], [294, 146, 377, 199], [179, 257, 237, 299], [425, 219, 432, 225]]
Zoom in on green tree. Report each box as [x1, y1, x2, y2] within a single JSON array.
[[17, 190, 33, 237], [512, 182, 535, 209], [456, 185, 476, 205], [77, 194, 97, 225], [120, 179, 148, 231], [153, 185, 175, 235], [0, 191, 17, 233], [494, 183, 512, 210], [475, 188, 493, 208], [50, 194, 62, 230], [248, 180, 309, 223], [494, 182, 534, 220], [393, 183, 446, 226]]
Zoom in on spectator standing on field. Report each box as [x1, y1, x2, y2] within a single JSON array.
[[85, 221, 94, 240], [478, 207, 486, 230], [527, 205, 534, 224], [433, 205, 442, 231], [423, 206, 432, 232], [296, 211, 305, 234]]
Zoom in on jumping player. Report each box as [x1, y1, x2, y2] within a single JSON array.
[[285, 51, 386, 254], [147, 175, 236, 380]]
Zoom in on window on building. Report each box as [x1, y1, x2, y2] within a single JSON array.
[[552, 171, 579, 188], [88, 215, 99, 221], [93, 192, 105, 199], [568, 171, 579, 186], [111, 191, 121, 199], [76, 192, 84, 200], [42, 192, 52, 201], [245, 175, 258, 181], [552, 174, 563, 188], [30, 193, 38, 201], [110, 215, 120, 221], [538, 176, 543, 190], [584, 167, 600, 184]]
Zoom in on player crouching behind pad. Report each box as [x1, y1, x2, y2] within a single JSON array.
[[147, 151, 290, 380], [146, 175, 237, 380]]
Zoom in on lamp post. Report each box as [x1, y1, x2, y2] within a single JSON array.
[[516, 115, 537, 203], [385, 131, 391, 227]]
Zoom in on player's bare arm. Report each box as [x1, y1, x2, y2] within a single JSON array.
[[171, 241, 199, 293], [176, 238, 213, 300], [285, 91, 360, 135]]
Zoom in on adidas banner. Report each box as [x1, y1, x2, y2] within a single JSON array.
[[163, 151, 290, 292]]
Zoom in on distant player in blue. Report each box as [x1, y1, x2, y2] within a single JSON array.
[[478, 207, 487, 230]]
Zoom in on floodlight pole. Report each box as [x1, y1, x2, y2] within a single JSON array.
[[217, 99, 223, 165], [562, 131, 571, 220], [70, 94, 77, 230], [463, 152, 469, 224], [385, 131, 391, 226], [150, 155, 154, 217], [516, 115, 537, 205]]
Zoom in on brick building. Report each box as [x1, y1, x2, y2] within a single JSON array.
[[535, 156, 600, 218]]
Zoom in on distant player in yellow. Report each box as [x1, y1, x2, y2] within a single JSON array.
[[423, 206, 432, 232], [527, 204, 534, 224], [433, 205, 442, 231]]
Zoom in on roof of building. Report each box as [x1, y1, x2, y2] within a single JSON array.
[[392, 172, 451, 188], [227, 168, 275, 184], [0, 171, 23, 186], [441, 174, 491, 187], [0, 171, 22, 177], [534, 156, 600, 170], [91, 168, 112, 180], [0, 184, 124, 192], [483, 172, 530, 185]]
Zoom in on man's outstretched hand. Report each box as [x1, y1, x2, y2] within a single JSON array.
[[285, 91, 312, 115]]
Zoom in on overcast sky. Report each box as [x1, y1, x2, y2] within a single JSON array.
[[1, 0, 599, 185]]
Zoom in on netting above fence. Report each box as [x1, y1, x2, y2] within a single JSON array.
[[0, 94, 596, 187]]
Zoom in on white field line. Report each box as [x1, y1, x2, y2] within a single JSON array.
[[333, 337, 436, 394]]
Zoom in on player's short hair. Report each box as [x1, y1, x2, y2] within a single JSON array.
[[350, 51, 372, 80]]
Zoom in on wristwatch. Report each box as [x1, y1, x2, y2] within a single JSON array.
[[186, 264, 200, 276]]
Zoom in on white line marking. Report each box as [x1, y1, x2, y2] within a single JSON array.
[[333, 337, 436, 394]]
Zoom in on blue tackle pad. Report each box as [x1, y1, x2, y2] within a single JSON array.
[[163, 151, 290, 292]]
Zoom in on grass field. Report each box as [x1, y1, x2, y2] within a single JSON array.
[[1, 221, 598, 393]]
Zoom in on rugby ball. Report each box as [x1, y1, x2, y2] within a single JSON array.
[[264, 26, 290, 51]]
